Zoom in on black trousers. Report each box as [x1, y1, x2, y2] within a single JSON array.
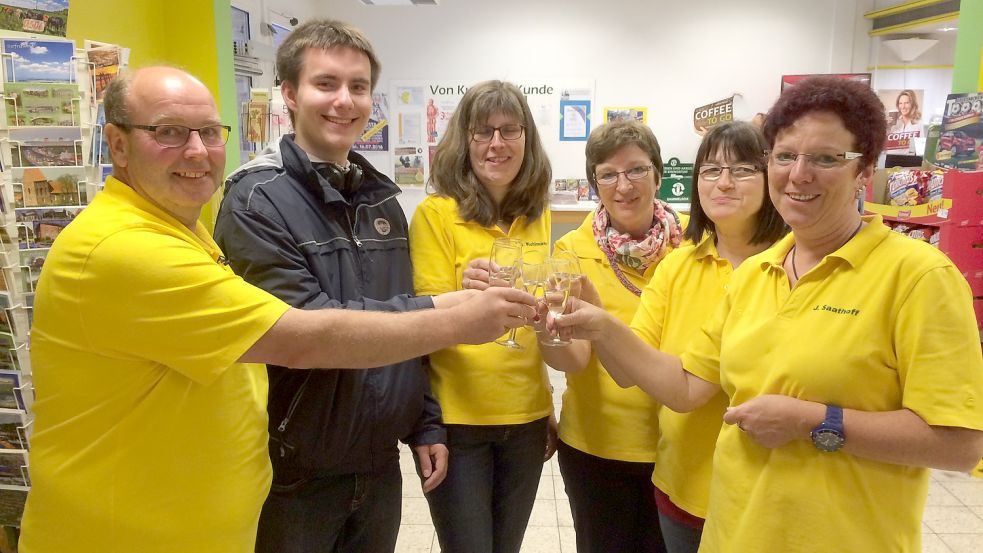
[[557, 440, 666, 553]]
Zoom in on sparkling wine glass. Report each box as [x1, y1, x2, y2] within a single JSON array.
[[520, 259, 548, 329], [489, 238, 523, 349], [540, 257, 578, 347]]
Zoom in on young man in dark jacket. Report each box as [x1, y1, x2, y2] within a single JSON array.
[[215, 19, 445, 553]]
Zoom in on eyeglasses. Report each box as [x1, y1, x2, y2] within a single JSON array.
[[767, 150, 862, 169], [471, 124, 525, 143], [698, 164, 761, 181], [594, 165, 654, 187], [118, 123, 232, 148]]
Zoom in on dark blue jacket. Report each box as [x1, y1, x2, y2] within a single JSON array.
[[215, 135, 443, 482]]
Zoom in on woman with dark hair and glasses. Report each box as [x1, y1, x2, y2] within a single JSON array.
[[632, 121, 783, 553], [538, 119, 686, 553], [557, 76, 983, 553], [408, 80, 553, 553]]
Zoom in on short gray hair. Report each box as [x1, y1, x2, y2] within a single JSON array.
[[103, 71, 135, 126]]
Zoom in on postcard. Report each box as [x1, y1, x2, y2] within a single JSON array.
[[0, 371, 23, 411], [91, 102, 110, 165], [13, 166, 84, 207], [2, 38, 74, 83], [0, 309, 12, 336], [0, 409, 26, 450], [0, 484, 27, 526], [11, 142, 82, 167], [4, 82, 79, 126], [84, 42, 120, 102], [0, 449, 28, 486], [16, 206, 81, 249], [0, 0, 69, 37], [19, 248, 48, 294]]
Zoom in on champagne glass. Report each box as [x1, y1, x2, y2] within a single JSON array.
[[520, 259, 548, 329], [489, 238, 523, 349], [552, 250, 583, 298], [540, 257, 577, 347]]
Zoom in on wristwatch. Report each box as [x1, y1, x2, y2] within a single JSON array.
[[810, 404, 845, 452]]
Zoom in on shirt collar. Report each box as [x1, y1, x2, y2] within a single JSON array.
[[693, 233, 720, 261], [757, 214, 887, 273], [103, 176, 220, 255]]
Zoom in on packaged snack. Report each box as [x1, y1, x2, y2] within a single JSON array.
[[888, 170, 922, 206]]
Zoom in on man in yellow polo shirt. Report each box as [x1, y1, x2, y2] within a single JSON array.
[[18, 66, 535, 553]]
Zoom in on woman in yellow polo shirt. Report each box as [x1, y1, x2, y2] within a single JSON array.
[[627, 121, 785, 553], [408, 80, 553, 553], [556, 76, 983, 553], [540, 120, 684, 553]]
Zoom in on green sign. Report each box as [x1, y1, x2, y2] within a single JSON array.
[[660, 157, 693, 204]]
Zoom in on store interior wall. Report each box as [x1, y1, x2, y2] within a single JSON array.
[[271, 0, 874, 218], [67, 0, 237, 229]]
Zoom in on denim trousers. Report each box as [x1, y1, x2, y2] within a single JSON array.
[[557, 440, 667, 553], [255, 459, 402, 553], [426, 417, 548, 553], [657, 512, 703, 553]]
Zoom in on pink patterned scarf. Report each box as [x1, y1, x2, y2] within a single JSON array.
[[592, 200, 683, 274]]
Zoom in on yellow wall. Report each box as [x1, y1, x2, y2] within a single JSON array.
[[66, 0, 237, 230]]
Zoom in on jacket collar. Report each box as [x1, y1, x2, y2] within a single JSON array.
[[276, 135, 401, 206]]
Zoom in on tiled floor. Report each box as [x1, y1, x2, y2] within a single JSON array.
[[396, 371, 983, 553]]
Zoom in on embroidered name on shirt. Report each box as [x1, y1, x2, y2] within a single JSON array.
[[812, 304, 860, 316]]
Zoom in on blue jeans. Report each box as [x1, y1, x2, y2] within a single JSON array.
[[557, 440, 666, 553], [426, 417, 548, 553], [658, 512, 703, 553], [255, 460, 402, 553]]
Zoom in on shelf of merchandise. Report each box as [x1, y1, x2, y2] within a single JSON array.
[[865, 169, 983, 328]]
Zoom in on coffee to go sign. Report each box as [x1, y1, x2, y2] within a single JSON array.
[[693, 96, 735, 135]]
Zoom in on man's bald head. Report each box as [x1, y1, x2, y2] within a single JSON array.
[[104, 66, 213, 126]]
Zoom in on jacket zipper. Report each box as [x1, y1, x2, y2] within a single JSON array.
[[275, 372, 313, 456], [344, 208, 362, 248]]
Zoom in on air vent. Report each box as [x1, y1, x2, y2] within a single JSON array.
[[866, 0, 960, 35]]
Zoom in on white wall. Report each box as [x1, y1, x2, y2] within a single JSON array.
[[283, 0, 874, 216]]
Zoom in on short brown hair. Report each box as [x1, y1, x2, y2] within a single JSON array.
[[585, 121, 664, 196], [685, 121, 786, 245], [428, 80, 551, 227], [276, 19, 380, 123], [763, 76, 886, 163]]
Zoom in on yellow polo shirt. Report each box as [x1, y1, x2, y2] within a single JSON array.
[[631, 235, 733, 518], [409, 195, 551, 425], [21, 177, 290, 553], [681, 215, 983, 553], [554, 215, 661, 462]]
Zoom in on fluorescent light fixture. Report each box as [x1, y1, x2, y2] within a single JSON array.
[[883, 37, 939, 62]]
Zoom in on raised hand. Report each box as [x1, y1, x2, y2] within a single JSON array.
[[551, 296, 614, 342], [452, 287, 537, 345], [462, 258, 494, 291]]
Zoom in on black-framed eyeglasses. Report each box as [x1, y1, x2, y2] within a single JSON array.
[[470, 124, 525, 143], [117, 123, 232, 148], [594, 165, 654, 187], [766, 150, 862, 169], [698, 164, 761, 181]]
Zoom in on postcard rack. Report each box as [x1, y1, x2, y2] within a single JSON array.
[[0, 31, 125, 530]]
